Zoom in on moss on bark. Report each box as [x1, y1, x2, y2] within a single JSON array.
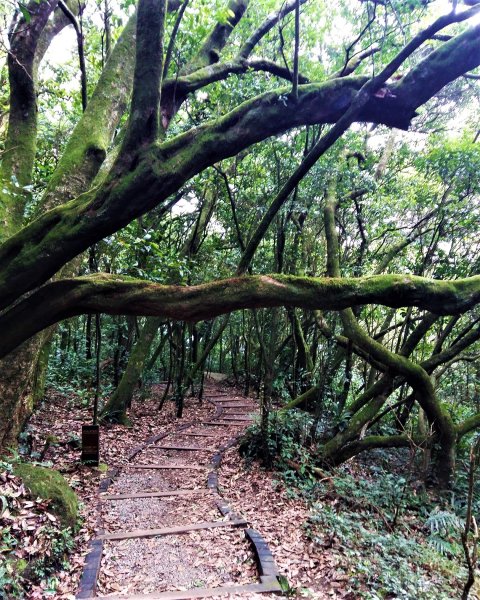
[[4, 20, 480, 308], [1, 273, 480, 357], [13, 463, 79, 528], [100, 316, 162, 424]]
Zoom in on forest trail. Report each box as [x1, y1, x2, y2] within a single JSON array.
[[76, 382, 282, 599]]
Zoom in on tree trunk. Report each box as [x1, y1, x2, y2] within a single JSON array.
[[100, 317, 162, 424], [0, 334, 49, 449], [434, 428, 457, 489], [0, 14, 137, 449]]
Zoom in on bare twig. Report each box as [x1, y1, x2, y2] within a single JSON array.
[[292, 0, 300, 99], [461, 438, 480, 600], [58, 0, 88, 111], [163, 0, 189, 78]]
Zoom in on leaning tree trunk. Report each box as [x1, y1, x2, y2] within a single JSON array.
[[0, 336, 49, 449], [0, 13, 136, 451], [100, 317, 162, 424]]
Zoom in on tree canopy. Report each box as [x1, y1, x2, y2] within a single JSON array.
[[1, 0, 480, 488]]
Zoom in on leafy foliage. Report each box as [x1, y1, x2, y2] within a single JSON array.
[[303, 467, 466, 599], [0, 459, 79, 598]]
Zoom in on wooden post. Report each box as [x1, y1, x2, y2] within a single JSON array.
[[82, 424, 100, 465]]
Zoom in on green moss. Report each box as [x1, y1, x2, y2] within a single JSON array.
[[13, 558, 28, 575], [13, 462, 78, 529]]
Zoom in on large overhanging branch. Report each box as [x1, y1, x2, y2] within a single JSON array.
[[235, 9, 480, 274], [0, 21, 479, 311], [1, 273, 480, 358], [161, 57, 310, 124], [163, 6, 480, 127]]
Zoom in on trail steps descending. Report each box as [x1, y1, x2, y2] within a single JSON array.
[[76, 383, 282, 599]]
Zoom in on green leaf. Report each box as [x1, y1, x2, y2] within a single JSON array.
[[18, 2, 31, 22]]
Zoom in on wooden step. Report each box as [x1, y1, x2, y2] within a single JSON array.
[[123, 464, 205, 470], [212, 419, 252, 423], [102, 489, 210, 501], [99, 518, 248, 541], [152, 445, 211, 452], [215, 403, 254, 408], [219, 416, 254, 421], [96, 579, 281, 599], [201, 422, 242, 427], [214, 398, 249, 402], [177, 432, 218, 437]]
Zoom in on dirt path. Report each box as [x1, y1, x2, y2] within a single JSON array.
[[76, 384, 282, 599]]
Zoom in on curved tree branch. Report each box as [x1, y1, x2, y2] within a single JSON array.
[[1, 21, 480, 310], [236, 12, 480, 274], [1, 272, 480, 357], [161, 57, 310, 124]]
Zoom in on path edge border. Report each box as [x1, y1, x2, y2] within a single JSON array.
[[75, 410, 204, 599], [207, 432, 282, 594]]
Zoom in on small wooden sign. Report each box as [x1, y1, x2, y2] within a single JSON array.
[[81, 425, 99, 466]]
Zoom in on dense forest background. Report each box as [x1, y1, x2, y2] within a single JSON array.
[[1, 0, 480, 597]]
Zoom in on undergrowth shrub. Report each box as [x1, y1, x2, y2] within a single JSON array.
[[0, 458, 80, 598], [239, 411, 314, 469], [305, 468, 464, 599]]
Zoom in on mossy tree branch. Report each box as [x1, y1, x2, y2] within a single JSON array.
[[182, 0, 248, 75], [0, 17, 480, 312], [39, 13, 138, 212], [320, 175, 458, 487], [329, 433, 430, 465], [1, 272, 480, 358], [0, 0, 58, 238], [236, 9, 480, 274], [122, 0, 167, 151]]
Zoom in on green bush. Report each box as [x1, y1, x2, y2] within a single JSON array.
[[239, 410, 314, 468]]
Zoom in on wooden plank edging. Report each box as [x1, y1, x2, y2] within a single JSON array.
[[95, 579, 281, 599], [245, 528, 280, 578], [102, 489, 210, 501], [99, 518, 248, 541], [206, 430, 283, 594], [75, 539, 103, 599]]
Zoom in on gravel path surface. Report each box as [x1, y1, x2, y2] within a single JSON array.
[[107, 468, 206, 494], [96, 385, 265, 596], [99, 527, 256, 596], [102, 493, 223, 532]]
